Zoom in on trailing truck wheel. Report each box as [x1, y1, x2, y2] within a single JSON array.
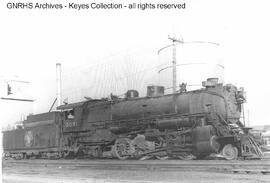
[[221, 144, 238, 160], [113, 138, 133, 160]]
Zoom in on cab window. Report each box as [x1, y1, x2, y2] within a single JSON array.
[[65, 109, 74, 120]]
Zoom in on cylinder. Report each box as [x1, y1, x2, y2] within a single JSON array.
[[192, 126, 220, 154]]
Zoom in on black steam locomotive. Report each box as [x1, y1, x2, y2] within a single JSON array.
[[2, 78, 263, 160]]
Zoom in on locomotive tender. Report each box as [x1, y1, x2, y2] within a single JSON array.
[[2, 78, 263, 160]]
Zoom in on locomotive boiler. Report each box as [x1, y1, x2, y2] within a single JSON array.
[[2, 78, 263, 160]]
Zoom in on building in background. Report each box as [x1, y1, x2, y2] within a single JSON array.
[[0, 76, 34, 130]]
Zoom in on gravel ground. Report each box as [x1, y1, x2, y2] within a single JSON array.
[[2, 163, 270, 183]]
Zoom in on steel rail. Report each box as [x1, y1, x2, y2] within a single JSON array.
[[3, 159, 270, 174]]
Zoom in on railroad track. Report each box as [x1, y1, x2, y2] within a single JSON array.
[[3, 159, 270, 174]]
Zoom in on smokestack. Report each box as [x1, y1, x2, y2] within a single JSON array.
[[56, 63, 62, 107]]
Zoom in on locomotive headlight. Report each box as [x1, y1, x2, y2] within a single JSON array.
[[236, 87, 246, 104]]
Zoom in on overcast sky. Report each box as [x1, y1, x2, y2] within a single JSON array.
[[1, 0, 270, 127]]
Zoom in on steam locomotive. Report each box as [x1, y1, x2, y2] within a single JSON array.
[[2, 78, 263, 160]]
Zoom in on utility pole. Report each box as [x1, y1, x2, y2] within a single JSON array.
[[247, 110, 250, 127], [242, 103, 246, 127], [56, 63, 62, 107], [168, 35, 183, 94], [158, 35, 219, 94]]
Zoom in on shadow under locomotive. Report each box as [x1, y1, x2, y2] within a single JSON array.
[[2, 78, 263, 160]]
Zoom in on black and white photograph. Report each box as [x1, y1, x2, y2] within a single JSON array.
[[1, 0, 270, 182]]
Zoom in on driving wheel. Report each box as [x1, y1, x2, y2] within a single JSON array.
[[113, 138, 133, 160]]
